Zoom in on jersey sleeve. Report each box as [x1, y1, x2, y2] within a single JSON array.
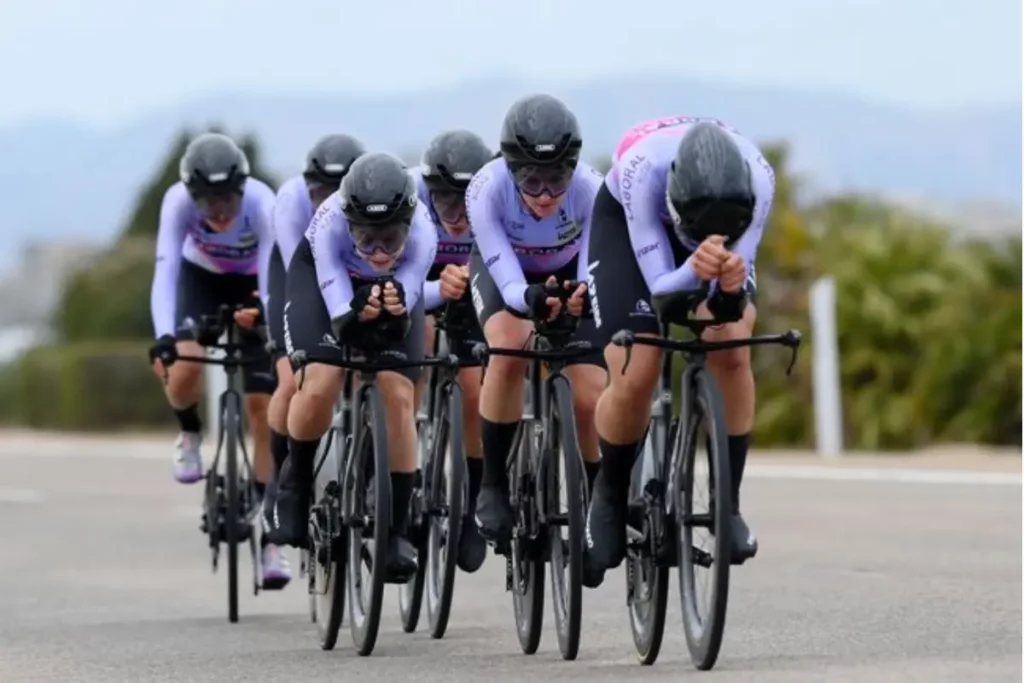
[[255, 187, 276, 310], [423, 280, 443, 310], [574, 164, 604, 284], [149, 186, 189, 338], [623, 153, 701, 296], [465, 168, 530, 313], [306, 206, 355, 319], [273, 184, 308, 269], [395, 209, 438, 312]]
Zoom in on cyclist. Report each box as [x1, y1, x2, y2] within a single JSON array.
[[583, 117, 776, 587], [269, 152, 438, 582], [147, 132, 286, 585], [466, 93, 607, 544], [414, 129, 493, 573], [261, 134, 367, 581]]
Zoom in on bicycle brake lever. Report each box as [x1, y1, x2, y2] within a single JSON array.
[[785, 345, 799, 376]]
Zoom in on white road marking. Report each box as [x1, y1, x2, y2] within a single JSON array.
[[745, 464, 1021, 487]]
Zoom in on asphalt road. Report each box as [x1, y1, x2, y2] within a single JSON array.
[[0, 435, 1020, 682]]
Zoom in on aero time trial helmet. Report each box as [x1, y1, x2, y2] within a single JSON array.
[[340, 152, 418, 256], [666, 122, 755, 245], [304, 134, 366, 188], [499, 94, 582, 197], [421, 130, 492, 223], [179, 133, 250, 229]]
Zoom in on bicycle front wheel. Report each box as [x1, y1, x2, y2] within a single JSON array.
[[674, 368, 732, 670], [546, 374, 585, 661], [348, 385, 390, 656], [224, 393, 241, 624]]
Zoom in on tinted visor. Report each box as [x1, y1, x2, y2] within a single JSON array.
[[429, 190, 467, 223], [348, 220, 410, 256], [194, 192, 243, 230], [509, 163, 574, 197], [673, 198, 754, 244]]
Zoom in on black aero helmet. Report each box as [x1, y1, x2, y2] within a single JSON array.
[[179, 133, 249, 198], [340, 153, 418, 255], [499, 94, 582, 168], [421, 130, 493, 192], [304, 134, 366, 187], [666, 122, 755, 244]]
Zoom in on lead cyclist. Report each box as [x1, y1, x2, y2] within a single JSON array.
[[582, 117, 775, 588]]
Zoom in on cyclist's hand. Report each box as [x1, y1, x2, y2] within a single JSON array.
[[382, 280, 406, 316], [234, 308, 259, 329], [439, 264, 469, 301], [148, 334, 177, 377], [353, 284, 382, 322], [525, 276, 562, 322], [718, 253, 747, 293], [693, 235, 727, 281], [565, 280, 587, 317]]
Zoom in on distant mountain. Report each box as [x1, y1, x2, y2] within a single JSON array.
[[0, 75, 1018, 264]]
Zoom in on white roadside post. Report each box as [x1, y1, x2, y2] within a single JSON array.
[[809, 277, 843, 459]]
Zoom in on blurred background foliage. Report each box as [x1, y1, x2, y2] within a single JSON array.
[[1, 132, 1019, 448]]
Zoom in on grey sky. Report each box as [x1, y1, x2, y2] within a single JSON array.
[[1, 0, 1019, 126]]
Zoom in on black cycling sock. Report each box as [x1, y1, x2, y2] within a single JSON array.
[[286, 437, 319, 489], [584, 461, 601, 495], [174, 404, 202, 434], [390, 471, 415, 535], [466, 457, 483, 509], [270, 429, 289, 478], [728, 433, 751, 513], [596, 438, 640, 503], [480, 419, 519, 487]]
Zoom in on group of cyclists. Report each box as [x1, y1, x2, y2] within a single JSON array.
[[148, 93, 775, 595]]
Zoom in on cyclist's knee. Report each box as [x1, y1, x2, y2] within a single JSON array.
[[605, 343, 661, 399], [165, 341, 203, 397], [458, 367, 482, 404], [287, 364, 341, 438], [482, 312, 530, 382], [565, 365, 603, 421], [244, 393, 269, 419], [379, 372, 415, 420], [274, 357, 297, 397], [701, 303, 756, 373]]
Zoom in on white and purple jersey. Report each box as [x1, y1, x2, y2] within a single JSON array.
[[304, 191, 438, 319], [272, 175, 314, 269], [605, 116, 775, 297], [149, 178, 276, 338], [465, 158, 604, 314], [412, 167, 474, 310]]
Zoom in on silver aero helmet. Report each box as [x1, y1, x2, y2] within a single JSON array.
[[303, 134, 367, 188], [421, 130, 492, 223], [179, 132, 249, 199], [665, 122, 755, 245], [339, 152, 418, 256]]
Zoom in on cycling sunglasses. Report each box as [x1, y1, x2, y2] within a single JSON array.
[[429, 190, 467, 223], [509, 163, 574, 198], [348, 221, 409, 256]]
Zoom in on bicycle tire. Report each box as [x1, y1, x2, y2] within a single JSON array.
[[398, 418, 431, 633], [627, 426, 670, 665], [348, 384, 390, 656], [674, 368, 732, 670], [314, 430, 347, 650], [426, 379, 465, 639], [224, 393, 240, 624], [510, 424, 544, 655], [547, 374, 585, 661]]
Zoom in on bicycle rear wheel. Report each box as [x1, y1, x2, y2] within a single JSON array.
[[627, 427, 670, 665], [674, 369, 732, 670], [547, 374, 585, 661], [426, 380, 464, 639], [398, 421, 429, 633], [510, 425, 544, 655], [348, 386, 390, 656], [313, 430, 346, 650], [224, 393, 241, 624]]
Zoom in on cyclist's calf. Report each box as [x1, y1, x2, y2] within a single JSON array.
[[287, 363, 344, 441], [378, 372, 417, 473], [479, 312, 532, 421], [164, 340, 205, 408], [598, 341, 663, 443], [267, 356, 296, 434]]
